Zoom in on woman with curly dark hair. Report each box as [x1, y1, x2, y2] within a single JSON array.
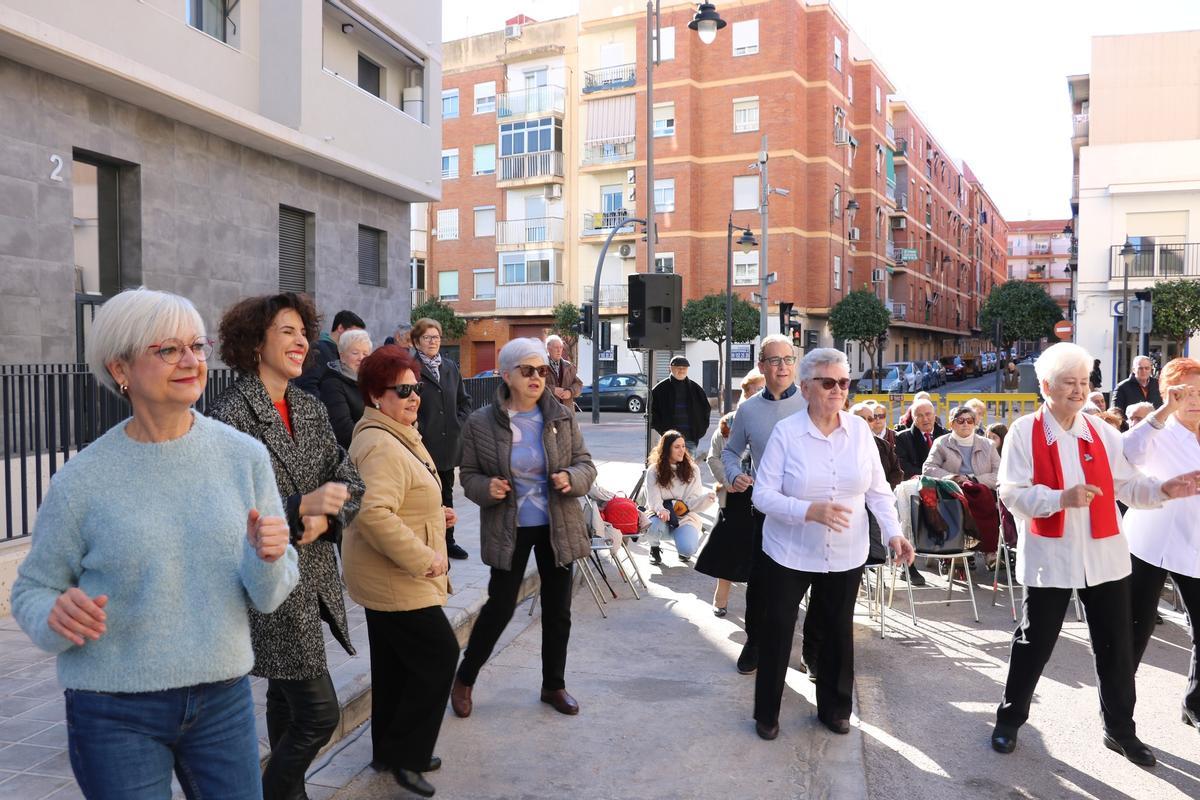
[[644, 430, 716, 565], [209, 292, 366, 800]]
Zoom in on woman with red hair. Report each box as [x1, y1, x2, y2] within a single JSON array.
[[343, 345, 459, 798], [1123, 356, 1200, 733]]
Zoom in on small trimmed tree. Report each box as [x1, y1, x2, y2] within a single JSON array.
[[550, 301, 581, 361], [979, 280, 1062, 350], [1147, 279, 1200, 349], [410, 297, 466, 341], [829, 288, 891, 391], [682, 293, 760, 407]]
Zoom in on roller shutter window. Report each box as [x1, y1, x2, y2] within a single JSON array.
[[278, 206, 308, 293], [358, 225, 383, 286]]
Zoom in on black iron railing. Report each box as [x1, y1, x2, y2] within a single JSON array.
[[2, 365, 505, 541]]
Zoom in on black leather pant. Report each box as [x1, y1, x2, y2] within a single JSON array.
[[263, 673, 340, 800]]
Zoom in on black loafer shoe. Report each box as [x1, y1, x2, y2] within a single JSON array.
[[447, 543, 468, 560], [649, 546, 663, 565], [736, 644, 758, 675], [755, 720, 779, 740], [820, 716, 850, 735], [426, 756, 442, 772], [713, 606, 727, 618], [906, 565, 927, 587], [393, 768, 436, 797], [1182, 707, 1200, 730], [991, 726, 1018, 754], [1103, 733, 1156, 767]]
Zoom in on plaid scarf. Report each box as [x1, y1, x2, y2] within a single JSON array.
[[417, 351, 442, 382]]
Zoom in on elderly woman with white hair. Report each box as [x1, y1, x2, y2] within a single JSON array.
[[11, 288, 298, 798], [451, 338, 597, 718], [751, 348, 916, 741], [320, 328, 372, 449], [990, 342, 1200, 766]]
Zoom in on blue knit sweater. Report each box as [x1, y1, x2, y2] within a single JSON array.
[[10, 412, 299, 692]]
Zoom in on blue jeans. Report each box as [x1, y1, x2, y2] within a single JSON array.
[[65, 676, 261, 800], [647, 518, 701, 558]]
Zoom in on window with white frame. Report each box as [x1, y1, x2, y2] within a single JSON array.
[[653, 103, 675, 137], [875, 207, 883, 239], [473, 206, 495, 237], [442, 89, 459, 119], [833, 36, 842, 71], [441, 148, 459, 179], [474, 81, 496, 114], [847, 74, 853, 103], [833, 255, 842, 290], [733, 97, 759, 132], [436, 208, 459, 240], [654, 252, 675, 274], [875, 85, 882, 113], [733, 250, 759, 285], [732, 20, 759, 56], [875, 145, 883, 174], [473, 144, 496, 175], [473, 268, 496, 299], [655, 26, 675, 61], [501, 250, 554, 284], [438, 270, 459, 300], [733, 175, 758, 211], [654, 178, 675, 213]]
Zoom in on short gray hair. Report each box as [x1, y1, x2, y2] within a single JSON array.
[[498, 337, 548, 374], [798, 347, 849, 381], [965, 398, 986, 416], [1087, 390, 1105, 403], [1133, 355, 1153, 369], [392, 323, 412, 338], [545, 334, 564, 348], [338, 329, 372, 354], [86, 288, 206, 396], [1035, 342, 1092, 386], [758, 334, 794, 359], [910, 398, 935, 415], [1127, 401, 1155, 422], [849, 401, 875, 416]]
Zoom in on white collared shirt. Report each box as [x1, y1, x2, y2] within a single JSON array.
[[754, 409, 902, 573], [998, 407, 1164, 589], [1123, 416, 1200, 578]]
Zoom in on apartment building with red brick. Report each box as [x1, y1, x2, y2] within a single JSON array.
[[1006, 219, 1074, 312]]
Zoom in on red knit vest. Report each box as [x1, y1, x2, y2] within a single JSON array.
[[1029, 410, 1120, 539]]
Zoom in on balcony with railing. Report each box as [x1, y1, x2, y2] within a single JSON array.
[[886, 301, 908, 320], [1072, 113, 1089, 139], [495, 217, 565, 247], [498, 86, 566, 119], [583, 138, 635, 166], [583, 63, 636, 93], [497, 150, 564, 184], [894, 137, 908, 157], [496, 281, 565, 310], [410, 288, 427, 306], [1109, 242, 1200, 280], [411, 229, 428, 254], [583, 284, 630, 307], [581, 209, 635, 236]]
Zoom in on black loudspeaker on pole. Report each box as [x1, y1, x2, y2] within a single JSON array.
[[627, 273, 683, 351]]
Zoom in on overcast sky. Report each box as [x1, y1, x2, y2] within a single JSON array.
[[442, 0, 1200, 222]]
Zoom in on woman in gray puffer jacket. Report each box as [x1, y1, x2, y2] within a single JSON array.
[[450, 338, 596, 719]]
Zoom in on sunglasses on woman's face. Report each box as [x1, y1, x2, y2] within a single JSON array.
[[514, 364, 553, 379], [812, 377, 851, 391], [872, 411, 887, 420], [953, 416, 976, 425], [387, 384, 421, 399]]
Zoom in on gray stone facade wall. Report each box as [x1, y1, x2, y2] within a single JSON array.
[[0, 56, 412, 364]]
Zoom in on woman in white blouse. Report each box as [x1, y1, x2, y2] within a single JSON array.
[[1122, 357, 1200, 731], [644, 431, 716, 565], [751, 349, 915, 741], [991, 343, 1200, 767]]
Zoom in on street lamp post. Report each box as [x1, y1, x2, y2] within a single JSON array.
[[725, 218, 757, 412], [1120, 238, 1135, 377]]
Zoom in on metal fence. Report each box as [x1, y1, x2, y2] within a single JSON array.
[[1, 365, 505, 542]]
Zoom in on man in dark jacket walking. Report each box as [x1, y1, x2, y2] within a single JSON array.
[[650, 356, 711, 453], [293, 310, 365, 396], [413, 318, 473, 559], [1112, 355, 1162, 416]]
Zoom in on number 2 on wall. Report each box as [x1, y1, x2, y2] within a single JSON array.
[[49, 154, 64, 182]]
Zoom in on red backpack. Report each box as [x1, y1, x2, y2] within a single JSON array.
[[600, 495, 641, 535]]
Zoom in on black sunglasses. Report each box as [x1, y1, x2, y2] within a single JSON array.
[[387, 383, 421, 399], [812, 377, 851, 391]]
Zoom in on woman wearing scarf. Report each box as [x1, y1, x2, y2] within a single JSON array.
[[990, 343, 1200, 766], [922, 405, 1002, 568], [1122, 357, 1200, 733]]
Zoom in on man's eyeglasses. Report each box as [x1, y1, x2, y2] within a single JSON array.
[[761, 356, 798, 367], [514, 364, 553, 379], [387, 384, 421, 399], [148, 338, 214, 365], [811, 377, 851, 391]]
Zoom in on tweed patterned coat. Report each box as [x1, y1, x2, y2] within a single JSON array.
[[210, 374, 365, 680], [459, 385, 597, 570]]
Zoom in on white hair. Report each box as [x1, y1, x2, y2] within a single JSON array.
[[758, 334, 795, 359], [965, 398, 986, 415], [798, 348, 849, 381], [1133, 355, 1153, 370], [1087, 390, 1105, 403], [86, 288, 206, 396], [498, 337, 548, 374], [338, 329, 372, 354], [914, 391, 931, 402], [910, 398, 935, 414], [1127, 401, 1155, 422], [545, 334, 564, 348], [849, 401, 875, 416], [1035, 342, 1092, 386]]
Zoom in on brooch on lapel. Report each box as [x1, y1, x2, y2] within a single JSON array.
[[1083, 454, 1094, 462]]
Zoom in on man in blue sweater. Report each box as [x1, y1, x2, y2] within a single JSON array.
[[721, 335, 818, 676]]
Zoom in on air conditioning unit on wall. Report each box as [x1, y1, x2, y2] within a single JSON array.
[[618, 243, 635, 258], [848, 227, 861, 242], [544, 184, 562, 199], [871, 268, 886, 282]]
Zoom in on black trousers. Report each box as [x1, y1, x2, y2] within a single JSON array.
[[1130, 555, 1200, 713], [263, 673, 340, 800], [457, 525, 573, 691], [996, 577, 1137, 738], [437, 469, 458, 548], [754, 555, 862, 726], [365, 606, 459, 773], [745, 506, 821, 665]]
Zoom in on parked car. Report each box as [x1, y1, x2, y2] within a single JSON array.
[[578, 373, 649, 413], [884, 362, 922, 393], [940, 355, 965, 381], [470, 369, 499, 378], [856, 367, 904, 393]]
